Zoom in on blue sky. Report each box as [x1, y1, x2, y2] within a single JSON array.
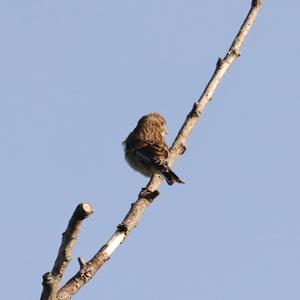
[[1, 1, 300, 299]]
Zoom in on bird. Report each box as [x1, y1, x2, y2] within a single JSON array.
[[123, 112, 184, 185]]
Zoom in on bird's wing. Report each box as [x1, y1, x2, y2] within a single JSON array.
[[135, 141, 169, 171]]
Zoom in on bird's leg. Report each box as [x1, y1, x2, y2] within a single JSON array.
[[139, 187, 160, 200]]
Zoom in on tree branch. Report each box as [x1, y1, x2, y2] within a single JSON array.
[[56, 193, 160, 300], [40, 203, 93, 300], [41, 1, 263, 299]]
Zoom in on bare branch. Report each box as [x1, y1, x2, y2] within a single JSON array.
[[56, 192, 160, 300], [41, 1, 263, 299], [40, 203, 93, 300], [147, 0, 263, 192]]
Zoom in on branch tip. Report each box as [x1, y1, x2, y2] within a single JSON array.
[[77, 202, 94, 219], [78, 257, 87, 269], [252, 0, 263, 7]]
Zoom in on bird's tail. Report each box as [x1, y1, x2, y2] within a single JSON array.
[[162, 169, 184, 185]]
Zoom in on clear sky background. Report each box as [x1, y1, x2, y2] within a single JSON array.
[[1, 1, 299, 299]]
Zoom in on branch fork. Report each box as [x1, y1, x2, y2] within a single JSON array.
[[40, 1, 263, 299]]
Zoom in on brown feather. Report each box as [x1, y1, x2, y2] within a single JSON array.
[[123, 113, 184, 184]]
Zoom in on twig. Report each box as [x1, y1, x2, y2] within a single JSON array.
[[40, 203, 93, 300], [41, 1, 263, 299], [56, 192, 160, 300]]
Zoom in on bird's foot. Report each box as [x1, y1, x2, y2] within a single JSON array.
[[139, 187, 160, 200]]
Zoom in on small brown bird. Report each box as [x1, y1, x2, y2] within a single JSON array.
[[123, 112, 184, 185]]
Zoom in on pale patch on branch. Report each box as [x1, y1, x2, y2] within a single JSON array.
[[40, 1, 263, 299]]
